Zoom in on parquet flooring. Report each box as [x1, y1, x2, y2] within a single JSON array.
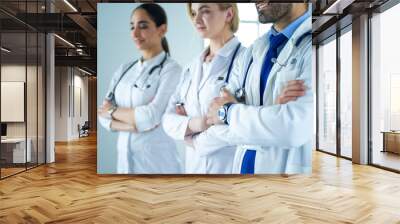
[[0, 134, 400, 223], [1, 167, 26, 178]]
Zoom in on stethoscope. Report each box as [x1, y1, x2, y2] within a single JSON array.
[[233, 31, 312, 103], [176, 43, 241, 106], [218, 42, 242, 83], [106, 54, 168, 102], [234, 56, 253, 103]]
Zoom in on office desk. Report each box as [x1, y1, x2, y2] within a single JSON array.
[[381, 131, 400, 154], [1, 138, 31, 164]]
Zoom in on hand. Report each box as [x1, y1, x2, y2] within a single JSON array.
[[98, 100, 113, 118], [175, 104, 187, 116], [103, 100, 113, 108], [206, 88, 237, 126], [275, 80, 306, 104], [188, 116, 209, 133]]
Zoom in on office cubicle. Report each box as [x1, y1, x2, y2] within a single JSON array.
[[0, 0, 46, 179]]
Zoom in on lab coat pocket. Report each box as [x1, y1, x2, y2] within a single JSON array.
[[200, 80, 226, 113], [211, 79, 226, 97]]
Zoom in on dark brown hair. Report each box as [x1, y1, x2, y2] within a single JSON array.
[[133, 4, 170, 55]]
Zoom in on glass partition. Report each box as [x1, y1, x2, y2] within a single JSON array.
[[1, 30, 28, 177], [371, 4, 400, 171], [339, 29, 352, 158], [317, 37, 337, 155], [0, 1, 46, 179]]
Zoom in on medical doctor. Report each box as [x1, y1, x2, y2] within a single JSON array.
[[195, 3, 313, 174], [98, 4, 182, 174], [162, 3, 244, 174]]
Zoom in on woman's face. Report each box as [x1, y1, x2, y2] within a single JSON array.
[[130, 9, 165, 51], [190, 3, 231, 39]]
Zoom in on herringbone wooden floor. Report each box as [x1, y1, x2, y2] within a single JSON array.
[[1, 134, 400, 224]]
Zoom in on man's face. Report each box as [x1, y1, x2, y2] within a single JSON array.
[[255, 2, 292, 24]]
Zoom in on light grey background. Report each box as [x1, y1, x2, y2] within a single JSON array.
[[97, 3, 203, 173]]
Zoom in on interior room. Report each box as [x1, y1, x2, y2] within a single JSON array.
[[0, 0, 399, 223]]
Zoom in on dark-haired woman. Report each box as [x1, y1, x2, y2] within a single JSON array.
[[98, 4, 182, 174]]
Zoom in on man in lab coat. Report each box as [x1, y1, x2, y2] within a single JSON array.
[[193, 3, 313, 174]]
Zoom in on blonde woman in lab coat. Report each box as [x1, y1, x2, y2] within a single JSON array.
[[98, 4, 182, 174], [162, 3, 244, 174]]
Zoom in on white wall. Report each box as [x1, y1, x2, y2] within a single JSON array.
[[1, 65, 38, 138], [1, 65, 26, 134], [1, 63, 46, 164], [72, 73, 89, 138], [55, 67, 89, 141], [55, 67, 68, 141]]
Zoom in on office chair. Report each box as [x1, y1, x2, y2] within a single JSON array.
[[79, 121, 90, 138]]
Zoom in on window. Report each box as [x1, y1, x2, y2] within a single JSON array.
[[236, 3, 271, 47], [371, 3, 400, 171], [340, 29, 352, 158], [317, 37, 337, 155], [0, 1, 46, 179], [390, 75, 400, 130]]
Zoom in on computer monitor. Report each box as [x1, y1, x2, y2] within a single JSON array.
[[1, 123, 7, 137]]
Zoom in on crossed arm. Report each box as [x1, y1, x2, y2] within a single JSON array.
[[98, 100, 137, 132], [98, 63, 182, 133], [175, 80, 307, 147]]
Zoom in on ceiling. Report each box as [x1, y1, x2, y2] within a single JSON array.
[[0, 0, 396, 75], [0, 0, 98, 74]]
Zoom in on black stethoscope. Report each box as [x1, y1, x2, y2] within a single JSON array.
[[233, 31, 312, 103], [107, 53, 168, 102], [177, 43, 241, 106], [234, 56, 253, 103], [219, 42, 242, 83]]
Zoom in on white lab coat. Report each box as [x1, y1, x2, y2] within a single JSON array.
[[192, 17, 313, 174], [99, 51, 183, 174], [162, 37, 245, 174]]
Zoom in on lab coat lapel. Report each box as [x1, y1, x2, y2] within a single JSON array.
[[262, 40, 295, 106], [250, 32, 270, 106], [193, 56, 203, 86], [180, 68, 192, 100], [192, 49, 207, 93], [188, 57, 204, 116], [198, 37, 239, 92], [198, 55, 227, 93]]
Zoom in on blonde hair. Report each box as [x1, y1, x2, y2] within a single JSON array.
[[187, 3, 239, 33]]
